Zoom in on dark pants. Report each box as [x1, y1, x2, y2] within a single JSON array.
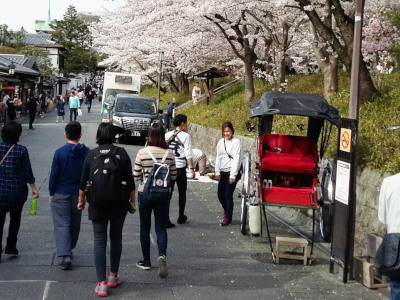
[[29, 112, 36, 128], [162, 113, 170, 130], [87, 100, 92, 113], [51, 194, 81, 257], [69, 108, 77, 121], [0, 202, 25, 251], [170, 167, 187, 218], [138, 192, 169, 262], [217, 171, 241, 221], [92, 215, 126, 282], [390, 277, 400, 300]]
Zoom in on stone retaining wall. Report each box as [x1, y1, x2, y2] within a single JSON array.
[[188, 123, 388, 256]]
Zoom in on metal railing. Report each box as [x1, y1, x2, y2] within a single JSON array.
[[176, 78, 242, 110]]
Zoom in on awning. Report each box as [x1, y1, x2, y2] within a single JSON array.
[[2, 86, 16, 91]]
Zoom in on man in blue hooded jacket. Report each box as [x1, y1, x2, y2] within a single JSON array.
[[49, 121, 90, 270]]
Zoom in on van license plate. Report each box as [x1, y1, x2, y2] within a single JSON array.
[[131, 130, 141, 137]]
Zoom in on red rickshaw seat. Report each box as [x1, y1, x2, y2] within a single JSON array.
[[258, 134, 319, 208], [259, 134, 318, 174]]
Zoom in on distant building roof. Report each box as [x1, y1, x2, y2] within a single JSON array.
[[23, 33, 64, 49], [0, 54, 39, 72], [0, 55, 40, 76]]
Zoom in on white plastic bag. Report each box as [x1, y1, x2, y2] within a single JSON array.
[[77, 108, 82, 116]]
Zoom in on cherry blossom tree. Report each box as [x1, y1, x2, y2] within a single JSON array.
[[91, 0, 232, 95]]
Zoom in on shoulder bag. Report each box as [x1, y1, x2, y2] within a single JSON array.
[[374, 233, 400, 277], [0, 144, 15, 166]]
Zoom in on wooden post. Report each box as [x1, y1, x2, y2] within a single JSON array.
[[203, 80, 210, 105], [210, 77, 215, 105]]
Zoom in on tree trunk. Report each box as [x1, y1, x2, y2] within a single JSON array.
[[167, 73, 179, 93], [180, 73, 189, 95], [295, 0, 378, 103], [277, 53, 286, 89], [244, 52, 256, 102], [321, 58, 338, 99]]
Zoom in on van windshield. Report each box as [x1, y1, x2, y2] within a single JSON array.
[[115, 97, 157, 115], [104, 89, 138, 105]]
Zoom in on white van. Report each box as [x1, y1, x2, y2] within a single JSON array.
[[101, 72, 141, 121]]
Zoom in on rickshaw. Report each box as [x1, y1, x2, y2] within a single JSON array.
[[240, 91, 340, 262]]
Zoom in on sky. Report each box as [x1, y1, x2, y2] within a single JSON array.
[[0, 0, 126, 33]]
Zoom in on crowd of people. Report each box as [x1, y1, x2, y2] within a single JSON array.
[[0, 110, 243, 297]]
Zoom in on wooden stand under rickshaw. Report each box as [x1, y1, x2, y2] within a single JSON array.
[[240, 91, 340, 264]]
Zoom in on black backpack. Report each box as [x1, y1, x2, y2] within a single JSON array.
[[87, 146, 123, 205], [142, 148, 171, 201], [166, 130, 184, 158]]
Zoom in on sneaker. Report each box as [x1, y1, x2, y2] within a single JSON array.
[[59, 255, 72, 270], [220, 218, 231, 226], [94, 282, 108, 297], [136, 260, 152, 270], [158, 255, 168, 278], [177, 215, 188, 224], [107, 273, 121, 288], [166, 221, 175, 228], [56, 120, 58, 123], [4, 246, 18, 256]]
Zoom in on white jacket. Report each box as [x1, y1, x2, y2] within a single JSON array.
[[215, 137, 243, 179]]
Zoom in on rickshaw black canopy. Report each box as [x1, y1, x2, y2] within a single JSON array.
[[249, 91, 340, 127]]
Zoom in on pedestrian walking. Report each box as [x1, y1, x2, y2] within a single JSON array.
[[133, 122, 176, 277], [378, 173, 400, 299], [56, 95, 66, 123], [78, 90, 84, 106], [69, 91, 80, 121], [77, 123, 135, 297], [39, 92, 47, 118], [6, 97, 16, 121], [27, 93, 39, 130], [214, 121, 243, 226], [0, 121, 39, 262], [49, 121, 90, 270], [165, 114, 195, 227], [86, 90, 94, 113], [162, 98, 176, 130]]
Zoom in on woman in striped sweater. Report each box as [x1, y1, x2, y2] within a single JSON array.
[[133, 122, 177, 278]]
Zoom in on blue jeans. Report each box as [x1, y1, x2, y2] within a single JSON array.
[[390, 276, 400, 300], [217, 171, 241, 221], [138, 192, 169, 262], [51, 194, 82, 257], [92, 215, 126, 282], [162, 113, 170, 130]]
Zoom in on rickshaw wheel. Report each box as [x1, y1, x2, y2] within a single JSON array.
[[319, 203, 333, 242], [240, 197, 248, 235], [240, 151, 251, 235], [318, 159, 334, 242]]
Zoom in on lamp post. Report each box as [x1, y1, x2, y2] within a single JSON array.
[[156, 51, 164, 112], [8, 62, 15, 76], [58, 69, 64, 96]]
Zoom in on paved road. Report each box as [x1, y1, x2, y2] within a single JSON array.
[[0, 99, 388, 299]]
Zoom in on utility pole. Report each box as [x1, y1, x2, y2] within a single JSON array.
[[330, 0, 365, 283], [157, 51, 164, 113]]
